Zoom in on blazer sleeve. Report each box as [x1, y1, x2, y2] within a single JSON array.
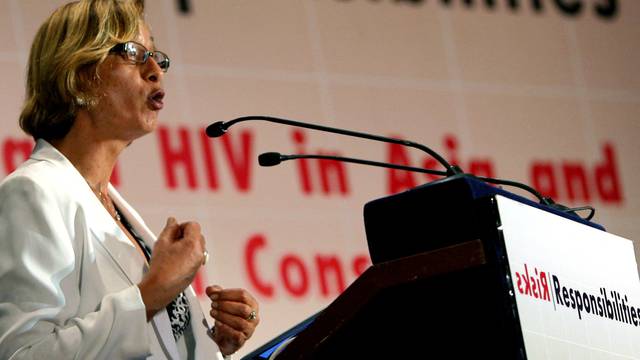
[[0, 175, 151, 359]]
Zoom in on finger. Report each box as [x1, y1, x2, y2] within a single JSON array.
[[199, 234, 206, 253], [212, 288, 258, 308], [181, 222, 206, 254], [210, 307, 256, 338], [157, 217, 180, 242], [206, 285, 224, 298], [180, 221, 202, 239], [211, 299, 255, 320]]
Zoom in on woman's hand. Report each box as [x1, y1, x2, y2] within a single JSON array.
[[138, 217, 206, 320], [206, 285, 260, 356]]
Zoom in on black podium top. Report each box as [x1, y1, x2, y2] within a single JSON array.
[[364, 174, 604, 264]]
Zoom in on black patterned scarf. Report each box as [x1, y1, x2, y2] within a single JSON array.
[[118, 212, 191, 341]]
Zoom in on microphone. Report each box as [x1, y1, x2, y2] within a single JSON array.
[[257, 152, 283, 167], [258, 152, 447, 176], [259, 151, 596, 221], [206, 122, 227, 138], [206, 115, 462, 176]]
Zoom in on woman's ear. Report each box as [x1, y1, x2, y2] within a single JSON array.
[[74, 64, 100, 107]]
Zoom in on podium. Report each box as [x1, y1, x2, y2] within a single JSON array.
[[243, 175, 640, 359]]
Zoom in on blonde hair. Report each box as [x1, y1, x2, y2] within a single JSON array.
[[19, 0, 145, 140]]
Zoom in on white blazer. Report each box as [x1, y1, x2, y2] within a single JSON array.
[[0, 140, 224, 360]]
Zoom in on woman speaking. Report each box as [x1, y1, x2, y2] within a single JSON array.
[[0, 0, 259, 359]]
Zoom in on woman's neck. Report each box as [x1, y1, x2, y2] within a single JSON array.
[[50, 116, 128, 193]]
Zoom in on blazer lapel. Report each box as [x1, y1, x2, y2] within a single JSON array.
[[109, 185, 181, 360], [29, 140, 144, 286], [184, 286, 215, 339]]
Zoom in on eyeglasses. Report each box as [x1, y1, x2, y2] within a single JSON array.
[[110, 41, 170, 72]]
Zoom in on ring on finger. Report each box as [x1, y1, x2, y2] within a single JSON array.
[[247, 310, 257, 321], [202, 250, 209, 266]]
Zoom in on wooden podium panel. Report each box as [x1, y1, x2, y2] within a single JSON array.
[[276, 239, 525, 359]]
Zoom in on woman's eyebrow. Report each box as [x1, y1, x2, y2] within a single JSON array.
[[150, 36, 157, 51]]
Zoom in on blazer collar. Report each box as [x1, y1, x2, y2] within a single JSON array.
[[30, 139, 146, 284]]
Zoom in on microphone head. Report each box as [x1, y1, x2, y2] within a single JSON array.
[[258, 152, 283, 167], [205, 121, 227, 137]]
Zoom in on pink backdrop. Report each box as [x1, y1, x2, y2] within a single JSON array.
[[1, 0, 638, 356]]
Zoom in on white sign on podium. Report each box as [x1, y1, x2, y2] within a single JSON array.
[[497, 195, 640, 359]]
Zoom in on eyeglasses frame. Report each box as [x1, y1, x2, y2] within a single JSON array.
[[110, 41, 170, 73]]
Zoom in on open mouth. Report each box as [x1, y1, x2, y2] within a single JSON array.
[[148, 90, 165, 110]]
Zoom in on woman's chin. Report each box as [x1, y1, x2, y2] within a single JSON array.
[[125, 118, 158, 142], [143, 115, 159, 133]]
